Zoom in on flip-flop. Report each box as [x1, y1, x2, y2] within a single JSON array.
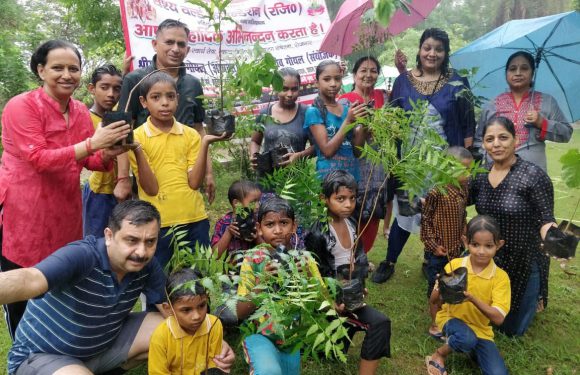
[[429, 330, 446, 342], [425, 355, 448, 375]]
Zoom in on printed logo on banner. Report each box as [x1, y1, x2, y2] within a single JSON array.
[[120, 0, 338, 106]]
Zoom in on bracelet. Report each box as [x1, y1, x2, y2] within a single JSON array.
[[134, 144, 143, 152], [116, 176, 130, 183], [85, 138, 94, 155]]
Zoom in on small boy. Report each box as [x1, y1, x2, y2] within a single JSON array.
[[236, 197, 321, 375], [306, 170, 391, 375], [148, 267, 224, 375], [128, 72, 227, 270], [420, 146, 473, 339], [82, 64, 124, 237], [211, 180, 262, 259], [426, 215, 510, 375]]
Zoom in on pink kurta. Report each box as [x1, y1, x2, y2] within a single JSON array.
[[0, 88, 112, 267]]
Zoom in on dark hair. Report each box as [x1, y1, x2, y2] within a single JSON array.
[[466, 215, 502, 244], [505, 51, 535, 88], [446, 146, 473, 161], [506, 51, 535, 73], [107, 200, 160, 233], [313, 60, 342, 126], [257, 197, 295, 222], [140, 71, 177, 97], [228, 180, 260, 205], [156, 18, 190, 38], [166, 267, 206, 303], [30, 40, 82, 80], [90, 64, 122, 85], [279, 67, 301, 86], [351, 55, 380, 91], [322, 170, 358, 198], [483, 116, 516, 138], [416, 28, 450, 76]]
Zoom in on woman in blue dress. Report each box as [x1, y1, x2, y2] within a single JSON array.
[[373, 28, 476, 284]]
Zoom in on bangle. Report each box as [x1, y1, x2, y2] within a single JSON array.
[[134, 144, 143, 152], [116, 176, 130, 183], [85, 138, 94, 155]]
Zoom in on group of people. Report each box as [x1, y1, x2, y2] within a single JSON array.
[[0, 14, 573, 375]]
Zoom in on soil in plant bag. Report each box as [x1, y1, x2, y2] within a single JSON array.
[[235, 207, 256, 242], [438, 267, 468, 304], [254, 152, 273, 175], [205, 109, 235, 136], [201, 368, 227, 375], [543, 226, 578, 259], [336, 264, 365, 312], [102, 111, 133, 145], [270, 144, 290, 168]]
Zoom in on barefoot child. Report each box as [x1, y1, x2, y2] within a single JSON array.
[[129, 72, 228, 271], [421, 146, 473, 339], [211, 180, 262, 259], [307, 170, 391, 375], [82, 64, 124, 237], [426, 215, 510, 375], [148, 268, 224, 375]]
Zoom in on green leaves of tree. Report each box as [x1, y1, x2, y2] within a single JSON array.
[[560, 149, 580, 189]]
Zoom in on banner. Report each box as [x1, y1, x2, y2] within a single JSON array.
[[120, 0, 338, 98]]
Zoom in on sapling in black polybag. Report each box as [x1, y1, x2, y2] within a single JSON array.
[[438, 267, 468, 304], [335, 264, 366, 312], [543, 226, 578, 259]]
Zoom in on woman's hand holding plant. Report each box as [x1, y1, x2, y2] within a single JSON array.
[[91, 120, 131, 150]]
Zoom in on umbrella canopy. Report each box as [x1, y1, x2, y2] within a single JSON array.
[[450, 11, 580, 122], [319, 0, 441, 57]]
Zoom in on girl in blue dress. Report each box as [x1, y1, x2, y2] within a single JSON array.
[[304, 60, 368, 181]]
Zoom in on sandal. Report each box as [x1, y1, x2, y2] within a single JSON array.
[[425, 355, 448, 375], [428, 326, 445, 342]]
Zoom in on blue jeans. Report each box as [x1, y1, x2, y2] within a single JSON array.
[[243, 334, 300, 375], [385, 218, 411, 264], [499, 262, 540, 337], [81, 183, 117, 238], [155, 220, 211, 270], [444, 318, 509, 375], [425, 252, 449, 298]]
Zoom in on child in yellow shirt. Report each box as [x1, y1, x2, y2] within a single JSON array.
[[129, 72, 227, 271], [148, 267, 225, 375], [426, 215, 511, 375]]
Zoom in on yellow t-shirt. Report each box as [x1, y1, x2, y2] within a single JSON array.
[[148, 314, 223, 375], [87, 111, 117, 194], [129, 118, 207, 227], [436, 256, 511, 341]]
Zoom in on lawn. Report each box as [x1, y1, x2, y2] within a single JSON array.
[[0, 133, 578, 374]]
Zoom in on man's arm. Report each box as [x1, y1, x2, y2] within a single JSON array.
[[0, 268, 48, 304]]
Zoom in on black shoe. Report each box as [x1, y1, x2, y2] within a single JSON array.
[[372, 261, 395, 284]]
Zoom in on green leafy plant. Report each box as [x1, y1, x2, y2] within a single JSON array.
[[260, 158, 328, 229], [165, 228, 350, 363], [238, 246, 350, 362]]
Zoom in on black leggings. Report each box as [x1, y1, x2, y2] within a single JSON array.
[[0, 228, 27, 341]]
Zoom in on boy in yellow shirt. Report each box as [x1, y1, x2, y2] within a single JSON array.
[[427, 215, 511, 375], [148, 267, 224, 375], [82, 64, 124, 237], [129, 72, 227, 271]]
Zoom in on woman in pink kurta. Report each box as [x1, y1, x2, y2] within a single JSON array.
[[0, 40, 130, 337]]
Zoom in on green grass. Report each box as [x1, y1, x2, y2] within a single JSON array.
[[1, 133, 578, 374]]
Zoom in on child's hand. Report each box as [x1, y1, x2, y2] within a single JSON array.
[[434, 246, 447, 257], [334, 301, 347, 315], [278, 152, 299, 166], [264, 261, 281, 276], [204, 131, 232, 144], [250, 153, 259, 170], [227, 222, 241, 238], [363, 288, 369, 298], [345, 102, 368, 124], [463, 291, 474, 302], [383, 226, 390, 239]]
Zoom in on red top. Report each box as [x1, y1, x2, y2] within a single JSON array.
[[339, 89, 386, 109], [0, 88, 111, 267]]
